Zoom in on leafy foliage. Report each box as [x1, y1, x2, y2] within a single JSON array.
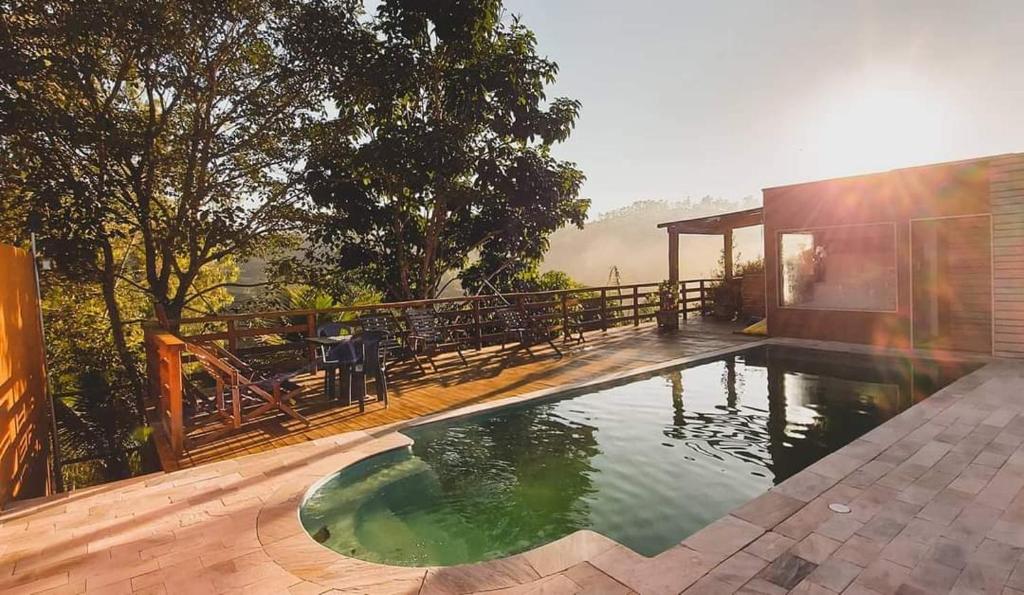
[[0, 0, 590, 489], [56, 372, 150, 485], [0, 0, 320, 485], [1, 0, 319, 324], [291, 0, 589, 300]]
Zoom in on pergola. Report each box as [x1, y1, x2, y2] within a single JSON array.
[[657, 206, 763, 287]]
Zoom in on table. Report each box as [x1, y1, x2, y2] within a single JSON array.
[[305, 335, 365, 404]]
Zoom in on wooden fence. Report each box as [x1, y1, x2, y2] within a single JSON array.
[[0, 243, 52, 507], [146, 279, 721, 458]]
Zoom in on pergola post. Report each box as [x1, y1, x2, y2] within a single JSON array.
[[723, 228, 734, 280], [668, 227, 679, 287], [656, 206, 763, 327], [666, 227, 680, 330]]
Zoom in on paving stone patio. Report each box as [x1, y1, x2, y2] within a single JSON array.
[[1, 338, 1023, 594]]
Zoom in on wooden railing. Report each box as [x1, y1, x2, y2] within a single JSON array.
[[145, 279, 723, 458], [173, 280, 722, 357], [143, 327, 186, 456], [681, 278, 722, 319]]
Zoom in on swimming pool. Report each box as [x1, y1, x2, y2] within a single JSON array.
[[299, 345, 976, 566]]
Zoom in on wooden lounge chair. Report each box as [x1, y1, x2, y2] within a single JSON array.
[[403, 307, 469, 374], [189, 342, 310, 429], [496, 306, 562, 358]]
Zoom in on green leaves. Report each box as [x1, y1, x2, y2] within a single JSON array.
[[296, 0, 589, 300]]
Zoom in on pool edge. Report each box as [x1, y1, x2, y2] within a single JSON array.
[[254, 338, 1004, 593]]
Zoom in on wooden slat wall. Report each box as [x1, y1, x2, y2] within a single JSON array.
[[0, 243, 51, 507], [991, 154, 1024, 358], [944, 217, 993, 353]]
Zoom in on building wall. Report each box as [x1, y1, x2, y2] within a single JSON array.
[[991, 154, 1024, 357], [940, 216, 993, 352], [763, 159, 992, 349], [0, 243, 51, 507]]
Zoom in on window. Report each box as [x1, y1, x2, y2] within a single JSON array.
[[779, 223, 897, 311]]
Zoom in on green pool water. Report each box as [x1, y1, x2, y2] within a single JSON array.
[[299, 345, 975, 566]]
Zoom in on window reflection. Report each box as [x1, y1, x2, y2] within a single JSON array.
[[780, 224, 897, 311]]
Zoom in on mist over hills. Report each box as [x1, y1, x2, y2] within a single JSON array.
[[233, 197, 764, 301], [541, 196, 764, 286]]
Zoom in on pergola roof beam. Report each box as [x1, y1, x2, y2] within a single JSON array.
[[657, 207, 763, 235]]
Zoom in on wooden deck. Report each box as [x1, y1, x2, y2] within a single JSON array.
[[166, 319, 756, 470]]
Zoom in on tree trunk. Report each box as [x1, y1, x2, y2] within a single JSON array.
[[99, 244, 150, 425]]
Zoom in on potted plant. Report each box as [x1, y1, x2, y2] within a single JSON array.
[[656, 280, 679, 329]]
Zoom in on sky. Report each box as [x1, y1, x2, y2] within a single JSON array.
[[503, 0, 1024, 215]]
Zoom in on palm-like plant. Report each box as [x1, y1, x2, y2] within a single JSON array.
[[55, 371, 150, 487]]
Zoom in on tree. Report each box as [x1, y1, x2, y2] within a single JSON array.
[[293, 0, 589, 301], [1, 0, 323, 404]]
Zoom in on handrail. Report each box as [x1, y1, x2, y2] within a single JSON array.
[[146, 278, 726, 461], [171, 282, 677, 325], [168, 280, 725, 352]]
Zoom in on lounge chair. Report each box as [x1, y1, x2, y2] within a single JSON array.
[[189, 342, 309, 429], [403, 307, 469, 374], [496, 306, 562, 358]]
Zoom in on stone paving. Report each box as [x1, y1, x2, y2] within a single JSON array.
[[1, 339, 1023, 594]]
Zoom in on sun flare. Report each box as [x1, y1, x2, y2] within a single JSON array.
[[804, 71, 955, 176]]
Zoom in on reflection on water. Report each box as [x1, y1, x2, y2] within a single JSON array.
[[300, 346, 976, 566]]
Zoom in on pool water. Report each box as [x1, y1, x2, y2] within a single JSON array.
[[299, 346, 975, 566]]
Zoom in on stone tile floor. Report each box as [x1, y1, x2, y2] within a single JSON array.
[[1, 340, 1023, 594]]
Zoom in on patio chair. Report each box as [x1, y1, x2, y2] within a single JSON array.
[[323, 331, 389, 412], [496, 306, 562, 358], [317, 322, 351, 399], [403, 307, 469, 374], [189, 342, 310, 428], [357, 312, 407, 362]]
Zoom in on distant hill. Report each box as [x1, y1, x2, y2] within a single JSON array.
[[232, 196, 764, 302], [541, 197, 763, 286]]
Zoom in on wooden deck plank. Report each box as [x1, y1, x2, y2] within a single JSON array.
[[171, 319, 755, 469]]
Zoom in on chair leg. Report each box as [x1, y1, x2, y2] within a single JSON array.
[[339, 368, 353, 405], [456, 346, 468, 366], [353, 370, 366, 411], [358, 381, 365, 413], [376, 371, 388, 407], [427, 353, 439, 374], [548, 339, 563, 358], [230, 386, 242, 428], [411, 351, 428, 375], [279, 387, 310, 425]]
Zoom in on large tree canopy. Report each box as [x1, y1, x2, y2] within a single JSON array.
[[1, 0, 325, 423], [1, 0, 321, 322], [293, 0, 589, 300]]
